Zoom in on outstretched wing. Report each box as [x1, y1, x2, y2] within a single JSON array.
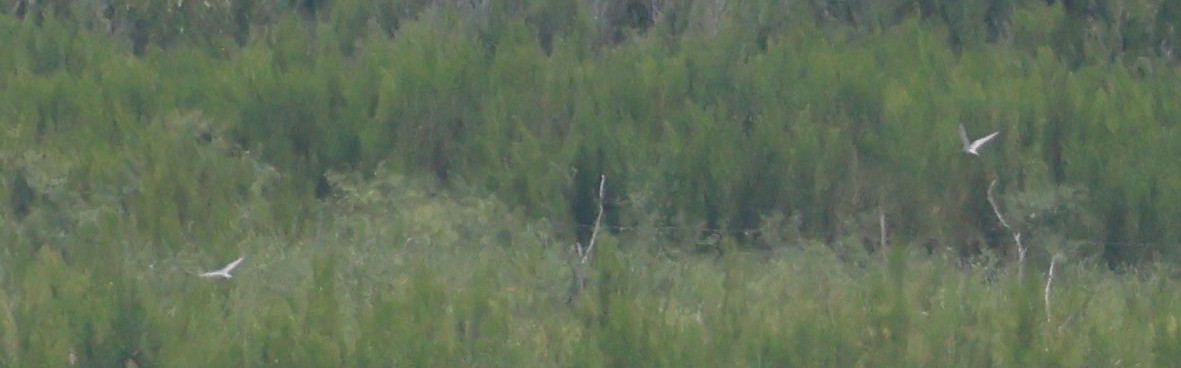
[[969, 131, 1000, 151], [958, 124, 970, 146], [221, 256, 245, 273]]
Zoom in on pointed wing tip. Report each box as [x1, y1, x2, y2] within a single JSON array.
[[222, 256, 246, 272], [979, 131, 1001, 144]]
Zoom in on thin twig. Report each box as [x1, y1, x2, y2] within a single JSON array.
[[394, 237, 414, 258], [987, 180, 1025, 274], [581, 175, 607, 264], [1057, 312, 1077, 333]]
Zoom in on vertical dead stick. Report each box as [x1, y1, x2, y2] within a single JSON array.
[[987, 180, 1025, 274], [879, 206, 887, 258], [568, 175, 606, 304], [581, 175, 607, 264], [1044, 254, 1060, 323]]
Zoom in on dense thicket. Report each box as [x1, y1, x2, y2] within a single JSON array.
[[5, 0, 1181, 263], [4, 1, 1181, 365]]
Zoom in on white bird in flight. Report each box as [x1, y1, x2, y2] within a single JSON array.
[[200, 256, 245, 279], [959, 124, 1000, 156]]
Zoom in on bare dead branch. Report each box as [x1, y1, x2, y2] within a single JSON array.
[[581, 175, 606, 264], [568, 175, 606, 304], [987, 179, 1026, 274], [1044, 254, 1061, 324], [879, 206, 887, 258]]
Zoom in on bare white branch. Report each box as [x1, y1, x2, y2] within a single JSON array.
[[987, 180, 1026, 274], [581, 175, 607, 264], [1044, 254, 1062, 324], [567, 175, 606, 305], [879, 206, 887, 257]]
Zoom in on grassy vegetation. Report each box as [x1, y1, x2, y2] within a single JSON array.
[[4, 0, 1181, 366], [6, 169, 1181, 366]]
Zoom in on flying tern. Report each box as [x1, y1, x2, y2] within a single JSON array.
[[199, 256, 245, 279], [959, 124, 1000, 156]]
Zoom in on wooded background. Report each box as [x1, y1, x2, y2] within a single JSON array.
[[8, 0, 1167, 263], [4, 1, 1181, 366]]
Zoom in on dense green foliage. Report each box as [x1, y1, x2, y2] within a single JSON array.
[[5, 0, 1181, 258], [4, 0, 1181, 366], [6, 170, 1181, 366]]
